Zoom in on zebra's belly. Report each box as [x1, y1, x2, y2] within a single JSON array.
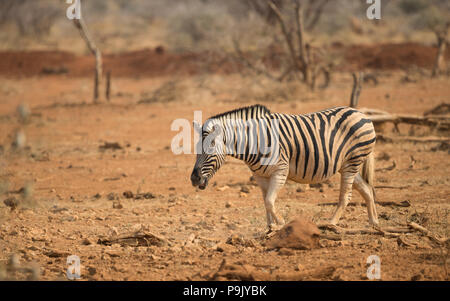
[[286, 162, 336, 184]]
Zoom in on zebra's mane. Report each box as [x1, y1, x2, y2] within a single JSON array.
[[208, 104, 271, 121]]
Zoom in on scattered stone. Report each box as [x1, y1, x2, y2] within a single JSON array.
[[215, 243, 234, 254], [99, 142, 122, 151], [3, 197, 19, 211], [82, 238, 92, 246], [87, 267, 97, 276], [107, 193, 119, 201], [296, 184, 309, 193], [240, 185, 250, 193], [217, 185, 229, 192], [123, 191, 134, 199], [226, 234, 257, 248], [278, 248, 295, 256], [135, 192, 156, 200], [332, 268, 351, 281], [309, 183, 323, 189], [112, 201, 123, 209], [226, 223, 237, 230], [44, 250, 70, 258], [225, 202, 232, 208]]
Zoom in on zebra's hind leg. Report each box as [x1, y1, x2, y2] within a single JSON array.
[[329, 170, 357, 225], [353, 173, 379, 226]]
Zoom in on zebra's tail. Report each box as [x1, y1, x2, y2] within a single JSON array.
[[361, 151, 375, 187]]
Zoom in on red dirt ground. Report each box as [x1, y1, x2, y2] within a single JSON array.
[[0, 44, 449, 281], [0, 43, 449, 78]]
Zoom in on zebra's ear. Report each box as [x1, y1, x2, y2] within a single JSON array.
[[193, 120, 202, 130]]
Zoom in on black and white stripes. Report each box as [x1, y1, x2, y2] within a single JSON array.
[[191, 104, 379, 229]]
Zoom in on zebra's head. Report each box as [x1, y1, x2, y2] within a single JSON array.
[[191, 119, 226, 190]]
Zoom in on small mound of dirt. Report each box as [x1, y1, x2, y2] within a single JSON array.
[[265, 216, 320, 250]]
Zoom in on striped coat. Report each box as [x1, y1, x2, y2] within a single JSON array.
[[191, 105, 379, 229]]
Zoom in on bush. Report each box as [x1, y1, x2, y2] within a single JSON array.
[[398, 0, 430, 15]]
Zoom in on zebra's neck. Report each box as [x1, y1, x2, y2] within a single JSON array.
[[205, 104, 271, 165]]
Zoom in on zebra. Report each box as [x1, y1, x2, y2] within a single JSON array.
[[190, 104, 378, 230]]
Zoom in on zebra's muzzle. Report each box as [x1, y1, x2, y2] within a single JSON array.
[[191, 168, 208, 189], [198, 178, 208, 190]]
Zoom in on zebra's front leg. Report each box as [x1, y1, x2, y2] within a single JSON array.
[[255, 170, 287, 230], [330, 171, 357, 225], [254, 176, 273, 227]]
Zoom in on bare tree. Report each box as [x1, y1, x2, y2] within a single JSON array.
[[0, 0, 59, 36], [432, 22, 449, 77], [72, 5, 104, 102], [235, 0, 331, 90], [244, 0, 329, 31]]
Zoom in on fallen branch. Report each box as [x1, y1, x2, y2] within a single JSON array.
[[374, 185, 411, 190], [377, 134, 450, 144], [408, 222, 448, 245], [318, 224, 413, 237], [318, 200, 411, 207], [359, 107, 450, 131], [319, 233, 342, 241], [424, 103, 450, 116]]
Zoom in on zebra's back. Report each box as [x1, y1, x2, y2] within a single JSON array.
[[262, 107, 376, 183]]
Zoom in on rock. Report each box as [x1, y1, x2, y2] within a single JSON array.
[[112, 201, 123, 209], [332, 268, 351, 281], [265, 216, 320, 250], [278, 248, 295, 256], [226, 234, 257, 248], [296, 184, 309, 192], [214, 243, 234, 254], [87, 267, 97, 276], [240, 186, 250, 193], [82, 238, 92, 246], [108, 227, 119, 237], [225, 202, 232, 208], [4, 197, 19, 211], [123, 191, 134, 199], [217, 185, 229, 192], [107, 193, 119, 201]]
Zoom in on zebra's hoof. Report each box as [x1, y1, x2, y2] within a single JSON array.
[[269, 223, 283, 232]]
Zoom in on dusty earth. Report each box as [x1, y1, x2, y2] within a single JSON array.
[[0, 46, 449, 281]]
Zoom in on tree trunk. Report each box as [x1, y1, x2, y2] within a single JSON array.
[[73, 17, 103, 102]]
